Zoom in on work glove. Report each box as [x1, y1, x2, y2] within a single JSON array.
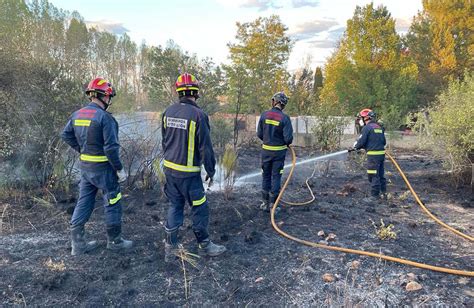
[[117, 169, 127, 183], [205, 174, 213, 188]]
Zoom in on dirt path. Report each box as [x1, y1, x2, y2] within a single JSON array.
[[1, 148, 472, 306]]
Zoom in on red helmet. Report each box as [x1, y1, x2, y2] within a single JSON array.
[[85, 78, 116, 98], [358, 108, 375, 120], [175, 73, 199, 97]]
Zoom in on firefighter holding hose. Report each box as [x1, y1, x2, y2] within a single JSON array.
[[350, 108, 387, 203]]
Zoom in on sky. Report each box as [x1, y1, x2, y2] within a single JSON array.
[[48, 0, 423, 71]]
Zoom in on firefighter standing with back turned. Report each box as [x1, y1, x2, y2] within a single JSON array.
[[161, 73, 226, 262], [61, 78, 133, 256], [351, 108, 387, 203], [257, 92, 293, 212]]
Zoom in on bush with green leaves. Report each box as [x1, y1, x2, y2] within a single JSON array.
[[0, 54, 83, 188], [311, 116, 347, 152], [210, 118, 233, 153], [414, 72, 473, 184]]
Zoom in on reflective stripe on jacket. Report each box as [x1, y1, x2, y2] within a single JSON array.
[[354, 121, 386, 154], [61, 103, 123, 171], [257, 107, 293, 151], [161, 98, 216, 178]]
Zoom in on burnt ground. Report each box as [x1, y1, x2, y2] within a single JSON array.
[[1, 147, 473, 306]]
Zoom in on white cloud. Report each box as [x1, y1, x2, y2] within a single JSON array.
[[292, 0, 319, 8], [395, 17, 411, 32], [289, 19, 340, 40], [86, 20, 128, 35], [216, 0, 282, 11], [306, 39, 338, 48]]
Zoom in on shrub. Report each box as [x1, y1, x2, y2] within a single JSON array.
[[311, 116, 347, 151], [119, 114, 161, 190], [370, 219, 397, 240], [152, 157, 166, 198], [413, 72, 474, 185], [0, 55, 83, 188], [220, 145, 238, 200]]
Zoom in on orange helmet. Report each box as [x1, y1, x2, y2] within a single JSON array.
[[85, 78, 116, 98], [175, 73, 199, 98], [358, 108, 375, 120]]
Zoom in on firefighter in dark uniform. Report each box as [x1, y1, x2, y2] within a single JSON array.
[[257, 92, 293, 211], [161, 73, 226, 262], [352, 108, 387, 203], [61, 78, 133, 255]]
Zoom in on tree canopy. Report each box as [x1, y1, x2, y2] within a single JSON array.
[[228, 15, 293, 113]]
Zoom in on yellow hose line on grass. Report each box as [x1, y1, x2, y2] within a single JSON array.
[[270, 146, 474, 276], [386, 152, 473, 242]]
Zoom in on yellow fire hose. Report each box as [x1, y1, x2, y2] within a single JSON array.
[[270, 146, 474, 276], [280, 166, 316, 206], [385, 152, 473, 242]]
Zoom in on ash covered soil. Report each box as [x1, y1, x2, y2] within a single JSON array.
[[1, 147, 473, 306]]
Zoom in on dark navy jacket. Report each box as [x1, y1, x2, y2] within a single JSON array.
[[161, 98, 216, 178], [61, 103, 123, 171], [354, 121, 386, 154], [257, 107, 293, 152]]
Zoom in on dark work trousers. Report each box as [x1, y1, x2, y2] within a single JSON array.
[[164, 174, 209, 243], [261, 149, 286, 200], [71, 166, 122, 227], [366, 154, 386, 197]]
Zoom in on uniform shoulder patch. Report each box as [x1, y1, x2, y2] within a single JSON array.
[[166, 117, 188, 130], [266, 111, 283, 121], [77, 108, 97, 119]]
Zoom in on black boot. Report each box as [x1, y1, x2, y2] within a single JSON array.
[[259, 190, 270, 211], [71, 224, 98, 256], [106, 225, 133, 251], [198, 238, 226, 257], [269, 193, 281, 213], [164, 227, 180, 263]]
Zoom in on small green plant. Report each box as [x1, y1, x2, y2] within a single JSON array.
[[221, 145, 238, 200], [398, 190, 411, 201], [153, 158, 166, 197], [44, 258, 66, 272], [312, 116, 347, 151], [370, 219, 397, 240]]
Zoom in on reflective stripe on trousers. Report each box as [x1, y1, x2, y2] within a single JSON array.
[[71, 167, 122, 226], [164, 174, 209, 242]]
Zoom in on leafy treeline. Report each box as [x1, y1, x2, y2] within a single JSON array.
[[0, 0, 472, 186], [226, 1, 472, 130], [0, 0, 154, 186], [321, 1, 473, 128], [0, 0, 227, 186]]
